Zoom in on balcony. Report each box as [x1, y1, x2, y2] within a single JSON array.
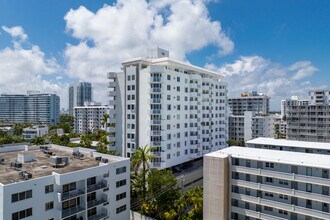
[[148, 77, 164, 83], [87, 195, 108, 209], [60, 188, 85, 201], [231, 206, 287, 220], [107, 81, 116, 88], [149, 88, 163, 93], [62, 205, 85, 218], [108, 100, 116, 106], [232, 193, 330, 220], [88, 208, 108, 220], [148, 99, 162, 104], [148, 109, 162, 115], [232, 179, 330, 204], [87, 180, 108, 193], [232, 165, 330, 186], [107, 72, 116, 79], [107, 91, 116, 96], [149, 130, 162, 136]]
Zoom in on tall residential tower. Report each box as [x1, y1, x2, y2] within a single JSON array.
[[107, 48, 228, 168], [69, 82, 92, 116]]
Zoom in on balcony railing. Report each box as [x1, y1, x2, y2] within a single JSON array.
[[87, 180, 108, 193], [231, 206, 287, 220], [87, 209, 108, 220], [61, 188, 85, 201], [62, 205, 85, 218], [87, 195, 108, 208]]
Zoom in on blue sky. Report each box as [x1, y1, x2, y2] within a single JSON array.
[[0, 0, 329, 110]]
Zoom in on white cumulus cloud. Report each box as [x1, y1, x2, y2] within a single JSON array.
[[206, 56, 319, 110], [64, 0, 234, 104], [0, 26, 67, 108]]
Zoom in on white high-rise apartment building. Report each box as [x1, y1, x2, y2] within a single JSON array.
[[281, 96, 308, 119], [228, 92, 270, 116], [229, 112, 274, 142], [286, 89, 330, 142], [107, 48, 228, 168], [0, 144, 130, 220], [204, 144, 330, 220], [74, 103, 109, 134], [69, 82, 92, 116], [0, 92, 60, 125]]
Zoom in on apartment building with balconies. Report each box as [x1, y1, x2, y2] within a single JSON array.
[[74, 103, 109, 134], [286, 89, 330, 142], [246, 137, 330, 155], [0, 144, 130, 220], [229, 112, 274, 142], [204, 146, 330, 220], [107, 48, 228, 168], [0, 91, 60, 125], [228, 92, 270, 116]]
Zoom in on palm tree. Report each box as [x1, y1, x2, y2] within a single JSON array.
[[101, 114, 110, 129], [131, 144, 156, 203]]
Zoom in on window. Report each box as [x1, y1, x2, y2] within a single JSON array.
[[167, 75, 171, 80], [167, 85, 171, 90], [63, 182, 76, 193], [12, 208, 32, 220], [116, 192, 127, 201], [116, 205, 127, 214], [306, 183, 312, 192], [87, 177, 96, 186], [279, 194, 288, 200], [116, 166, 127, 174], [12, 190, 32, 203], [264, 206, 273, 211], [88, 207, 97, 217], [279, 179, 289, 185], [116, 179, 127, 188], [177, 77, 180, 82], [265, 162, 274, 168], [45, 201, 54, 211], [265, 177, 273, 183], [45, 185, 54, 194]]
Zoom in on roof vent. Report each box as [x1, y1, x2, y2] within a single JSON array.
[[50, 156, 69, 168]]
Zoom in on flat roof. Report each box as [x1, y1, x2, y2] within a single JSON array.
[[246, 137, 330, 151], [0, 145, 127, 185], [122, 57, 224, 78], [206, 147, 330, 169]]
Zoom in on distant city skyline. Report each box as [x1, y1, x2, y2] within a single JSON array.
[[1, 0, 329, 110]]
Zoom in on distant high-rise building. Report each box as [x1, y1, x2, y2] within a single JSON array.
[[68, 82, 92, 115], [0, 92, 60, 125], [74, 102, 109, 134], [286, 89, 330, 142], [281, 96, 308, 119], [228, 92, 270, 115], [107, 48, 228, 167]]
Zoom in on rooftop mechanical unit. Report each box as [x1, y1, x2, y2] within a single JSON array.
[[95, 156, 102, 161], [72, 151, 84, 159], [50, 156, 69, 167], [101, 158, 108, 163], [40, 146, 49, 150], [0, 157, 4, 164], [10, 161, 22, 169], [18, 171, 32, 180]]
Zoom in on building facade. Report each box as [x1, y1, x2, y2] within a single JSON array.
[[229, 112, 274, 142], [228, 92, 270, 116], [69, 82, 92, 116], [204, 146, 330, 220], [286, 89, 330, 142], [107, 48, 228, 168], [0, 92, 60, 125], [74, 104, 109, 134], [23, 125, 49, 140], [0, 144, 130, 220]]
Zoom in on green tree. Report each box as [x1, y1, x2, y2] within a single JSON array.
[[144, 169, 180, 219], [60, 114, 74, 125], [31, 136, 46, 145], [80, 132, 92, 148], [92, 129, 108, 141], [131, 145, 156, 203], [101, 113, 110, 128]]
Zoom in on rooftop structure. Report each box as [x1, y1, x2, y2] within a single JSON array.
[[204, 146, 330, 220], [0, 144, 130, 220]]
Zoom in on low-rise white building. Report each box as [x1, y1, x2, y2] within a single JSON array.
[[204, 146, 330, 220], [0, 144, 130, 220], [23, 125, 49, 140]]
